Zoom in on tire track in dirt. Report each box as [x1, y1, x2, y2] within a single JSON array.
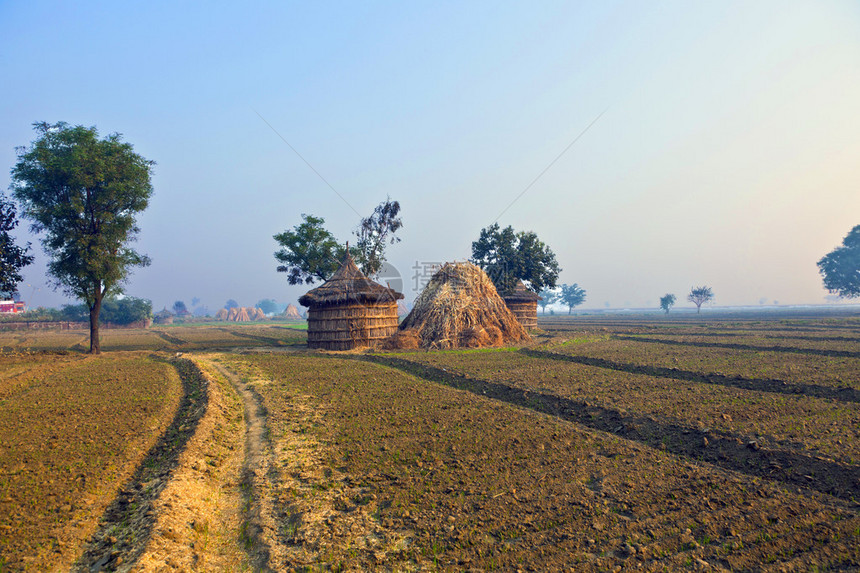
[[72, 357, 208, 572], [153, 331, 187, 347], [358, 355, 860, 507], [206, 361, 274, 571], [617, 335, 860, 359], [520, 348, 860, 405]]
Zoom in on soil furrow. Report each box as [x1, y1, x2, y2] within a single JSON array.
[[358, 354, 860, 506], [71, 358, 208, 573], [521, 348, 860, 404], [153, 331, 186, 346], [616, 335, 860, 358]]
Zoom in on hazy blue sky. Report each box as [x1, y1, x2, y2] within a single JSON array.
[[2, 1, 859, 311]]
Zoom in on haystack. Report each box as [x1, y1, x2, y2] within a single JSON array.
[[299, 251, 404, 350], [215, 308, 229, 320], [252, 307, 266, 321], [502, 280, 542, 330], [389, 262, 528, 349], [283, 303, 302, 320], [235, 307, 251, 322]]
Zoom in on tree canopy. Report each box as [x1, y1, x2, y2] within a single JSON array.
[[275, 200, 404, 285], [470, 224, 560, 295], [560, 283, 586, 314], [687, 286, 714, 313], [659, 293, 676, 314], [817, 225, 860, 299], [353, 197, 402, 277], [256, 298, 279, 315], [538, 288, 559, 314], [274, 214, 346, 285], [0, 194, 34, 298], [11, 122, 153, 353]]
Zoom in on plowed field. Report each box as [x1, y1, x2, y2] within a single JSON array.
[[0, 314, 858, 571]]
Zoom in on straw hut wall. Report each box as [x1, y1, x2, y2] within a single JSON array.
[[502, 280, 542, 330], [299, 252, 404, 351], [388, 262, 528, 350]]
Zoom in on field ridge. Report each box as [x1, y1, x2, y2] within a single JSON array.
[[72, 357, 209, 572]]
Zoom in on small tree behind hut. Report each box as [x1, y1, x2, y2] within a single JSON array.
[[353, 197, 403, 278], [11, 122, 153, 354], [274, 214, 345, 285]]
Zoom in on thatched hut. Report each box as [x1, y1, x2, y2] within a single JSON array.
[[299, 252, 404, 350], [502, 280, 541, 330], [387, 262, 528, 350]]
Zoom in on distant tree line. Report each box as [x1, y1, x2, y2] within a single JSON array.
[[6, 296, 152, 325]]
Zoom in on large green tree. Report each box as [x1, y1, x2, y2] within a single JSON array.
[[0, 194, 34, 297], [274, 214, 346, 284], [818, 225, 860, 299], [471, 223, 560, 295], [11, 122, 153, 353]]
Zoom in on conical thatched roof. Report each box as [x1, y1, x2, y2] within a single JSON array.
[[298, 251, 404, 307], [388, 262, 528, 350], [502, 280, 542, 302]]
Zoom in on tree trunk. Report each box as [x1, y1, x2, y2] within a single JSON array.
[[89, 293, 102, 354], [696, 304, 701, 314]]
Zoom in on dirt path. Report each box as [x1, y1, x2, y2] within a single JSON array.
[[212, 356, 420, 571], [205, 358, 276, 570], [132, 356, 248, 571]]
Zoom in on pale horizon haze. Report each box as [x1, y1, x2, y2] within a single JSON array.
[[2, 1, 859, 312]]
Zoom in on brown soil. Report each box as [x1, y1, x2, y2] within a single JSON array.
[[237, 352, 860, 571], [0, 353, 181, 572]]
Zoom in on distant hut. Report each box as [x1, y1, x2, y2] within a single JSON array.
[[502, 280, 541, 330], [299, 251, 404, 350]]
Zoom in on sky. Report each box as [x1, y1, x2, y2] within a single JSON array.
[[1, 1, 859, 312]]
